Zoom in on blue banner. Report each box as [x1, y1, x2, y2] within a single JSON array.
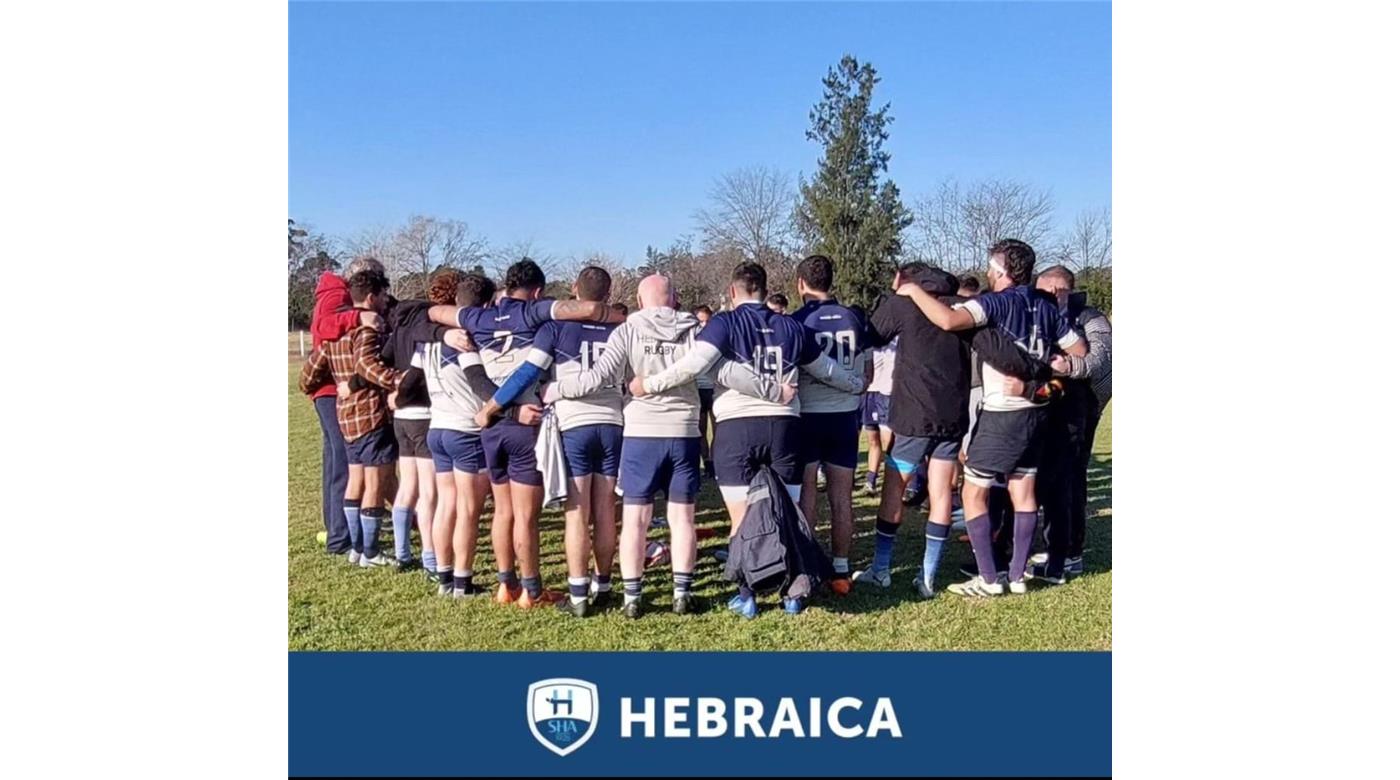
[[290, 651, 1110, 777]]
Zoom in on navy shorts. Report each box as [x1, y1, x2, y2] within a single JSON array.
[[861, 392, 891, 430], [345, 425, 397, 467], [964, 406, 1049, 487], [480, 419, 542, 486], [561, 423, 623, 479], [393, 417, 431, 459], [713, 416, 803, 490], [887, 433, 962, 476], [427, 428, 485, 474], [800, 410, 861, 470], [619, 436, 701, 504]]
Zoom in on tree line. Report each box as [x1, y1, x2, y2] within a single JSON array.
[[289, 55, 1111, 330]]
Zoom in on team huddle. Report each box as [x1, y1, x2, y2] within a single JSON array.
[[299, 239, 1112, 620]]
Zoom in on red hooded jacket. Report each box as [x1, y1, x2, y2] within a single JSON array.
[[306, 272, 364, 400]]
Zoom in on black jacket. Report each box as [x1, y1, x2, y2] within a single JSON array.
[[349, 300, 450, 409], [724, 466, 834, 599]]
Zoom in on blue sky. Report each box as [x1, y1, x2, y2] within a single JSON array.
[[290, 2, 1110, 264]]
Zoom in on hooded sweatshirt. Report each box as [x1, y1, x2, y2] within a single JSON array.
[[306, 272, 366, 401]]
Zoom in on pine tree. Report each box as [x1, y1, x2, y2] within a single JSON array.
[[796, 56, 911, 309]]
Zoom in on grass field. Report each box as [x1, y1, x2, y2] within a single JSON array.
[[288, 366, 1111, 651]]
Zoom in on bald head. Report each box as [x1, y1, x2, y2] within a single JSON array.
[[637, 274, 674, 309]]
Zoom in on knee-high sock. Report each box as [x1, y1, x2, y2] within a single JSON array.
[[966, 513, 999, 584], [872, 519, 899, 574], [391, 506, 412, 562], [1009, 511, 1039, 582], [360, 508, 385, 558], [922, 522, 950, 584], [343, 500, 363, 553]]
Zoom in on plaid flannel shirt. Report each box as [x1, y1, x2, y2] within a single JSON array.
[[299, 325, 402, 442]]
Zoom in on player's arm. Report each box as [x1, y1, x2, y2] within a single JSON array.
[[297, 347, 331, 395], [1062, 314, 1111, 380], [478, 347, 554, 420], [352, 329, 403, 390], [427, 304, 466, 328], [969, 327, 1052, 382], [550, 327, 628, 401], [795, 327, 864, 394], [547, 299, 625, 324], [895, 284, 976, 331], [714, 359, 787, 403], [639, 341, 721, 395]]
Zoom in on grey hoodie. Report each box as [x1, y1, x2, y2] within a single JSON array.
[[553, 307, 780, 437]]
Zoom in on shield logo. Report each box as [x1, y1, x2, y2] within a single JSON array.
[[527, 678, 599, 756]]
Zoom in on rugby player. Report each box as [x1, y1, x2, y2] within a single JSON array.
[[895, 239, 1086, 596], [790, 254, 869, 591], [861, 337, 896, 495]]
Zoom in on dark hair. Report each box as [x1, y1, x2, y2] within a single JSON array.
[[692, 304, 713, 317], [347, 270, 390, 303], [958, 274, 981, 294], [575, 265, 612, 302], [504, 259, 546, 293], [796, 254, 834, 293], [766, 292, 788, 309], [428, 269, 465, 306], [898, 261, 933, 280], [988, 239, 1036, 286], [456, 273, 496, 308], [1037, 264, 1076, 289], [610, 302, 629, 316], [731, 262, 767, 297]]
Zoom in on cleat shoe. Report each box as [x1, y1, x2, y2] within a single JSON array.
[[673, 594, 698, 615], [623, 600, 644, 620], [851, 568, 892, 588], [782, 597, 805, 615], [516, 588, 565, 609], [1065, 556, 1085, 577], [727, 594, 758, 620], [347, 550, 362, 565], [359, 553, 393, 568], [1029, 563, 1067, 586], [913, 576, 937, 600], [829, 576, 852, 596], [453, 582, 487, 598], [947, 575, 1007, 597], [494, 582, 522, 605], [556, 597, 591, 618], [437, 583, 453, 596], [1029, 552, 1049, 566], [590, 589, 614, 610], [1008, 577, 1029, 595], [424, 568, 439, 585], [395, 558, 420, 573]]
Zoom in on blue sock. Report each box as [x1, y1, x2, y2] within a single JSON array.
[[873, 519, 899, 574], [522, 575, 542, 598], [422, 549, 437, 573], [922, 522, 950, 584], [497, 570, 520, 589], [342, 500, 363, 553], [360, 508, 385, 558], [391, 506, 412, 562]]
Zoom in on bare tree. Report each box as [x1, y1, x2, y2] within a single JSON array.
[[694, 166, 798, 260], [386, 215, 489, 299], [1057, 208, 1112, 270], [488, 237, 565, 284], [909, 179, 1056, 270]]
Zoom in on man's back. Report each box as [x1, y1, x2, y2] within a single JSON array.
[[699, 301, 817, 421], [869, 284, 971, 440], [792, 297, 869, 414], [960, 286, 1075, 412], [454, 296, 558, 399], [534, 319, 623, 432]]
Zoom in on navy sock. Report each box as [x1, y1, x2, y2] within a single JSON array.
[[873, 519, 900, 574], [522, 576, 542, 598], [453, 575, 468, 591], [1009, 511, 1040, 582], [360, 508, 385, 558], [673, 571, 694, 599], [922, 522, 950, 585], [391, 506, 412, 562], [966, 513, 999, 584], [438, 569, 453, 586], [497, 570, 520, 589], [568, 576, 590, 600], [342, 500, 363, 553], [623, 576, 643, 604], [593, 573, 612, 590]]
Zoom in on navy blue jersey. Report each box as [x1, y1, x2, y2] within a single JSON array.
[[450, 297, 558, 389], [792, 297, 870, 413], [960, 286, 1080, 411], [698, 301, 822, 421], [530, 320, 623, 430]]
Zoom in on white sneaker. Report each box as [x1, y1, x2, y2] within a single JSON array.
[[359, 553, 392, 568], [1029, 552, 1049, 566], [913, 576, 937, 599], [1008, 577, 1029, 595], [347, 550, 362, 565], [852, 568, 892, 588], [947, 575, 1006, 597]]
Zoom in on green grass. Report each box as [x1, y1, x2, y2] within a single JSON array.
[[289, 366, 1111, 651]]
